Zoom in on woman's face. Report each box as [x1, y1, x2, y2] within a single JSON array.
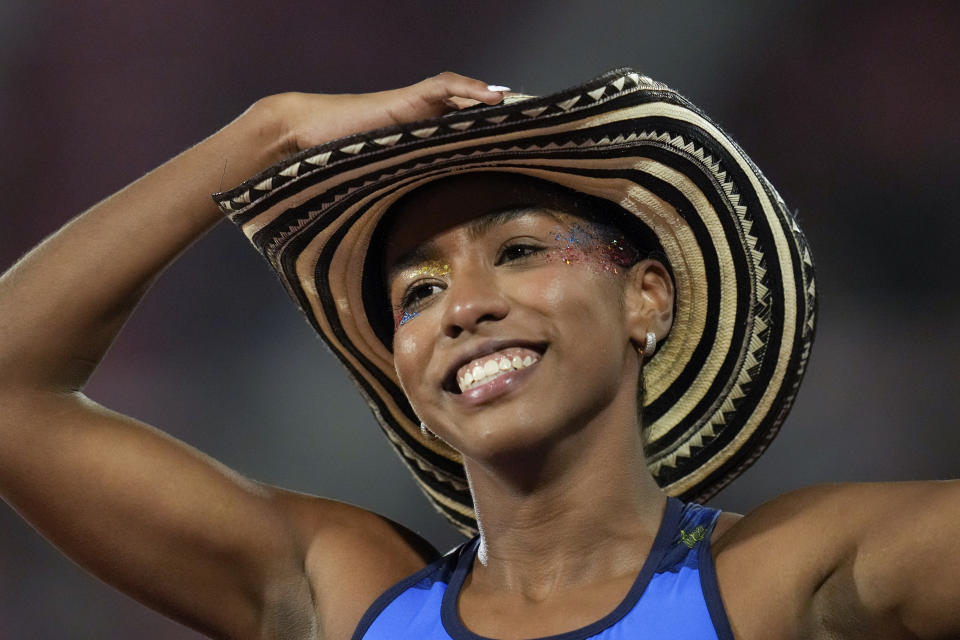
[[384, 175, 671, 462]]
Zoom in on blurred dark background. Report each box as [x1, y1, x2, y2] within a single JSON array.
[[1, 1, 959, 637]]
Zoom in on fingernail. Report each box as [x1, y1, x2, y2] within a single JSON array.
[[486, 85, 511, 92]]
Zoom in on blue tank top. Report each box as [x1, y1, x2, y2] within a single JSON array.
[[352, 498, 734, 639]]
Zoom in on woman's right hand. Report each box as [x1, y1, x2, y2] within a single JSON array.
[[232, 72, 506, 185]]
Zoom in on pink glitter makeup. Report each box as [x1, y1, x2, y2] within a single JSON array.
[[545, 224, 639, 274]]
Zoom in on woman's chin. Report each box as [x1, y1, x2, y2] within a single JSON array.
[[441, 408, 576, 469]]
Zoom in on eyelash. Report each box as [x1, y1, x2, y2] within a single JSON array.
[[396, 243, 545, 314], [497, 243, 544, 264], [399, 281, 443, 312]]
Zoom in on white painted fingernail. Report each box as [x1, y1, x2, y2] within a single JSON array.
[[486, 85, 511, 92]]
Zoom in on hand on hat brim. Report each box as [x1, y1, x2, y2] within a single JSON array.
[[254, 72, 507, 166]]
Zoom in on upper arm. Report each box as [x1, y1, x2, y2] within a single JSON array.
[[285, 495, 440, 639], [712, 482, 960, 640], [826, 481, 960, 640], [747, 482, 960, 640], [0, 388, 310, 637], [0, 388, 437, 639]]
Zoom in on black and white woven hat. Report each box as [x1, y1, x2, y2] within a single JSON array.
[[214, 68, 817, 536]]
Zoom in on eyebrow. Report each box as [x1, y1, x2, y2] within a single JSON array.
[[386, 207, 546, 282], [466, 207, 541, 240]]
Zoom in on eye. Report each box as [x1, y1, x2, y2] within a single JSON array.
[[399, 281, 444, 312], [497, 243, 544, 264]]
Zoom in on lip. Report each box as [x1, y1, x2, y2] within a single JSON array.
[[441, 339, 548, 394], [453, 357, 541, 407]]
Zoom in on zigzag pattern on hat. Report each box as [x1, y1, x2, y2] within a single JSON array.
[[218, 71, 666, 216], [631, 130, 774, 476]]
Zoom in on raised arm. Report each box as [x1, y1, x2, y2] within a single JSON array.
[[812, 481, 960, 639], [714, 481, 960, 640], [0, 73, 504, 639]]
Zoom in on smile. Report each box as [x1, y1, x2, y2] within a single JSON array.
[[456, 347, 542, 392]]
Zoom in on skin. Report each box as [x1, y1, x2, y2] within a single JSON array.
[[1, 73, 959, 640]]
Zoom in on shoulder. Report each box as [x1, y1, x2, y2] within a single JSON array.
[[716, 481, 958, 552], [269, 488, 442, 640], [707, 485, 857, 638]]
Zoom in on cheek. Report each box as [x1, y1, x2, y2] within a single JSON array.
[[393, 332, 421, 389], [542, 277, 565, 308], [394, 332, 418, 356], [529, 257, 623, 316], [517, 267, 624, 336]]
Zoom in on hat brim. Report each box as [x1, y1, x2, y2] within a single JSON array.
[[214, 68, 817, 536]]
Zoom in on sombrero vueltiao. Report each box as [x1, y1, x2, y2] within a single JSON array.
[[214, 68, 817, 536]]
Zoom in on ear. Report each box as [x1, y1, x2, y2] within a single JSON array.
[[623, 258, 674, 349]]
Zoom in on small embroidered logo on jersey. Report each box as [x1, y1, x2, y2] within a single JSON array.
[[678, 525, 706, 548]]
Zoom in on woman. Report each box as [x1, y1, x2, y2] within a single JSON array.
[[0, 69, 957, 639]]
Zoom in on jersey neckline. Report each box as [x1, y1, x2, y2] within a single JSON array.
[[439, 496, 684, 640]]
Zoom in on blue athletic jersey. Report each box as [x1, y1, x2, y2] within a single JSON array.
[[352, 498, 734, 639]]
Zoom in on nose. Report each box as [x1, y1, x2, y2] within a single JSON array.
[[441, 265, 509, 339]]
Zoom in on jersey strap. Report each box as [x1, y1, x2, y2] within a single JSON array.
[[353, 498, 734, 639]]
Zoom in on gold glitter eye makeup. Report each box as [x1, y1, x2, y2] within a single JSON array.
[[393, 262, 451, 331], [407, 260, 450, 278]]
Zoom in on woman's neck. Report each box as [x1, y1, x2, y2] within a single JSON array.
[[463, 408, 667, 599]]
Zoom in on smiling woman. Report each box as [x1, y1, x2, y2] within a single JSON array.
[[4, 67, 960, 640], [208, 69, 822, 638]]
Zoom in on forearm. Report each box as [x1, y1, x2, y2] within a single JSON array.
[[0, 100, 284, 393]]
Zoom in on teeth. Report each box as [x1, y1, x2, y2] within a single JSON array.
[[457, 350, 541, 392]]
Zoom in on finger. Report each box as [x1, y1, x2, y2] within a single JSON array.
[[443, 96, 483, 110], [419, 71, 508, 106]]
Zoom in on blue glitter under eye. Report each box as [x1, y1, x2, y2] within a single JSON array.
[[397, 310, 420, 327]]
